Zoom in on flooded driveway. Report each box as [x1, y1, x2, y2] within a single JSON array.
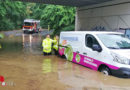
[[0, 31, 130, 90]]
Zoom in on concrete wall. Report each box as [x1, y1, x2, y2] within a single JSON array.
[[75, 0, 130, 31]]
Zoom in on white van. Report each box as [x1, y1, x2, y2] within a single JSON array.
[[59, 31, 130, 78]]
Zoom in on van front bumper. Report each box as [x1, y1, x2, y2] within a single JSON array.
[[111, 68, 130, 78], [23, 29, 33, 31]]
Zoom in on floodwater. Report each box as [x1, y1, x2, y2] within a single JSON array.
[[0, 32, 130, 90]]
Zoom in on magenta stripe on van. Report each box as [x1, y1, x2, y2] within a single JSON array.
[[72, 52, 119, 71], [59, 48, 65, 56], [58, 48, 119, 71]]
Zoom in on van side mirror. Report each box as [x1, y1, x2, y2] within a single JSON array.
[[92, 44, 102, 52]]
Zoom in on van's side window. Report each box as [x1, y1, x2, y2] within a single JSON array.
[[85, 34, 99, 49]]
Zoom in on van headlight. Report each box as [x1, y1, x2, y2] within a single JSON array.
[[111, 52, 130, 65]]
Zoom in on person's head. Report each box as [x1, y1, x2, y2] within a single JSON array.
[[46, 34, 50, 38], [55, 35, 59, 40]]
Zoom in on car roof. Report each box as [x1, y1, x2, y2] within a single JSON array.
[[61, 31, 123, 35]]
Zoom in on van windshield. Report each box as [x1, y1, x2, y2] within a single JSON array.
[[97, 34, 130, 49], [24, 22, 33, 26]]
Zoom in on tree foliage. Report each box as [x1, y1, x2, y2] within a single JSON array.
[[31, 4, 75, 35], [0, 1, 75, 34], [0, 0, 28, 31]]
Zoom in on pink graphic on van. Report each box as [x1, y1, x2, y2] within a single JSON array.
[[58, 48, 119, 71], [59, 47, 65, 56], [72, 52, 119, 71]]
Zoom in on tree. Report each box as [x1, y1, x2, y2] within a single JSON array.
[[0, 0, 76, 34], [0, 0, 28, 30], [31, 4, 75, 35]]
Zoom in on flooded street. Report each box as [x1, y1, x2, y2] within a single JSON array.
[[0, 31, 130, 90]]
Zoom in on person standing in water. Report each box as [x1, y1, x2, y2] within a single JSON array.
[[53, 35, 59, 55], [42, 34, 56, 55]]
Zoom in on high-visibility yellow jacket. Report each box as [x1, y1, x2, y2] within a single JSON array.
[[0, 44, 1, 49], [53, 37, 58, 51], [42, 38, 55, 53]]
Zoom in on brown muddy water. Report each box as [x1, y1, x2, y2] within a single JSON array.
[[0, 33, 130, 90]]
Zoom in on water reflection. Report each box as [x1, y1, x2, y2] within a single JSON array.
[[22, 34, 33, 47], [56, 58, 130, 90], [0, 37, 22, 53], [22, 34, 42, 54], [42, 58, 52, 73]]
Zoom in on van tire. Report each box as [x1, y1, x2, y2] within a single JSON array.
[[100, 66, 111, 75], [61, 55, 66, 58]]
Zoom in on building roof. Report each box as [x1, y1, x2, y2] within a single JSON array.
[[13, 0, 114, 7]]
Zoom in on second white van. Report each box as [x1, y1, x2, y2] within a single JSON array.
[[59, 31, 130, 78]]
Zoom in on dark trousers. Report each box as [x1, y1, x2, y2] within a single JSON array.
[[43, 52, 52, 55], [53, 49, 58, 55]]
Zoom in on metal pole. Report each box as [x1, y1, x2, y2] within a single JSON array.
[[48, 25, 50, 31]]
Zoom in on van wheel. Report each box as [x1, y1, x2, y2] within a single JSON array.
[[100, 66, 111, 75], [61, 55, 66, 58]]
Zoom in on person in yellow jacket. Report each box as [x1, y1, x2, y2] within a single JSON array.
[[0, 44, 1, 49], [42, 34, 56, 55], [53, 35, 59, 55], [0, 33, 4, 49]]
